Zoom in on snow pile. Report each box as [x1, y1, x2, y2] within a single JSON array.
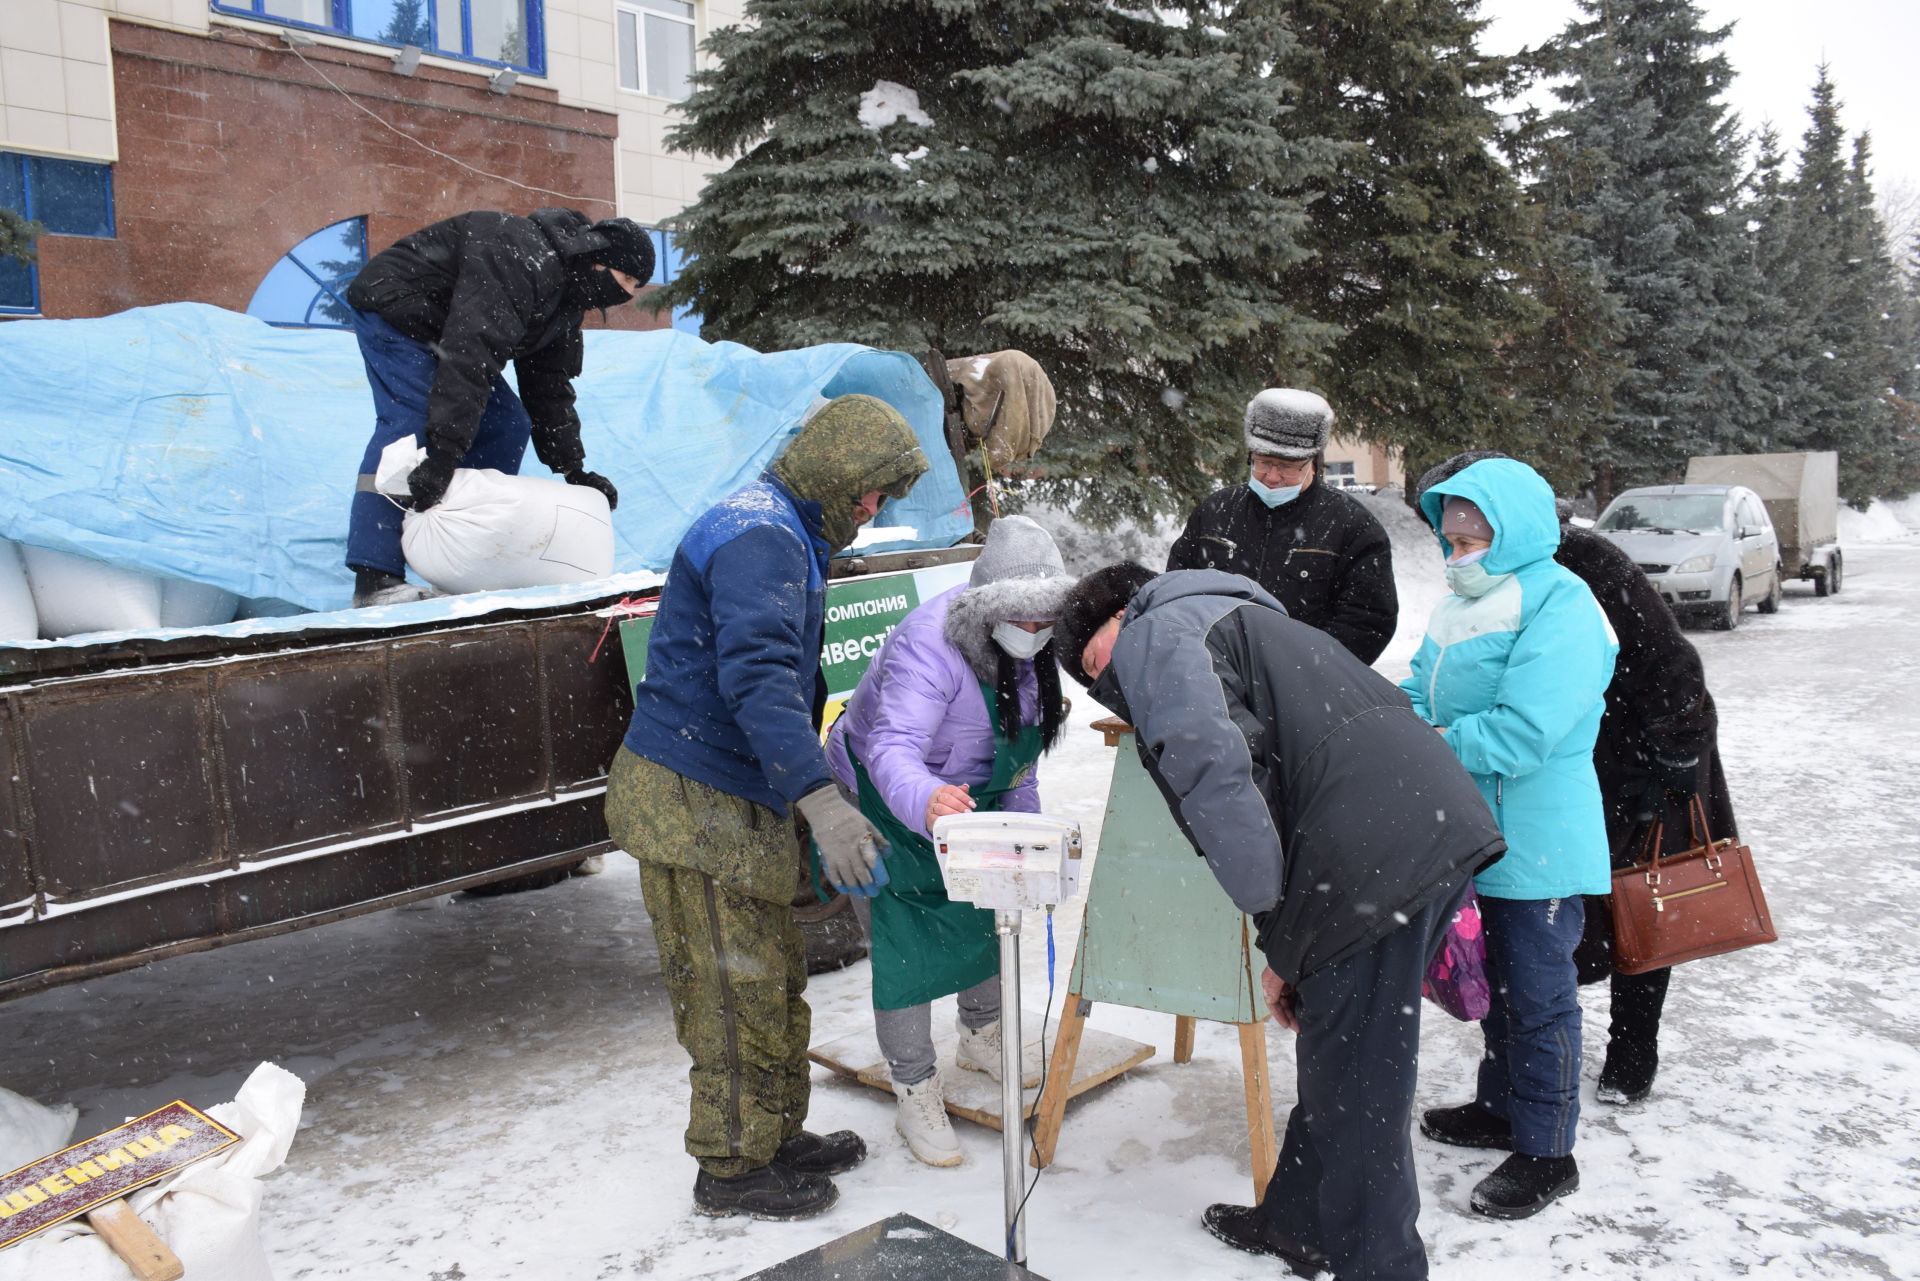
[[1838, 494, 1920, 542], [1016, 500, 1182, 578], [858, 81, 934, 130]]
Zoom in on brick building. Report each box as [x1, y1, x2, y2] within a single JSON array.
[[0, 0, 740, 328]]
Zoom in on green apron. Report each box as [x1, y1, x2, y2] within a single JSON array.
[[851, 683, 1044, 1010]]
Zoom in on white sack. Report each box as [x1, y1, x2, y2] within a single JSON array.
[[0, 1062, 305, 1281], [0, 541, 36, 642], [376, 438, 615, 594], [158, 577, 241, 629], [0, 1085, 78, 1173], [19, 545, 164, 638]]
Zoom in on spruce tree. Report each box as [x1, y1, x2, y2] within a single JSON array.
[[0, 208, 40, 267], [1529, 0, 1753, 502], [657, 1, 1339, 525], [1273, 0, 1556, 490]]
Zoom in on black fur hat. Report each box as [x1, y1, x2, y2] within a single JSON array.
[[1057, 562, 1158, 687]]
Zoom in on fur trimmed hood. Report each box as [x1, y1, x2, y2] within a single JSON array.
[[943, 575, 1073, 683]]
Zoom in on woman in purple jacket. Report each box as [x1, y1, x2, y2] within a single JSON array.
[[826, 515, 1071, 1166]]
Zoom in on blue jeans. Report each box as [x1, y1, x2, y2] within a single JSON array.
[[345, 310, 535, 576], [1474, 894, 1585, 1157]]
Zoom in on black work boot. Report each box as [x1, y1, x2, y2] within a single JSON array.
[[774, 1129, 868, 1176], [692, 1162, 837, 1221], [1420, 1102, 1514, 1150], [1470, 1153, 1580, 1219], [351, 566, 431, 608], [1201, 1204, 1330, 1279]]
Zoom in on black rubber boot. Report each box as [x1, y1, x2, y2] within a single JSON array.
[[1470, 1153, 1580, 1219], [1419, 1102, 1514, 1151], [1599, 967, 1668, 1103], [1201, 1204, 1330, 1278], [774, 1129, 868, 1176], [691, 1162, 837, 1221]]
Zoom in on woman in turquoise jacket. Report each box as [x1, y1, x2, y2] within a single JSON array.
[[1400, 457, 1617, 1221]]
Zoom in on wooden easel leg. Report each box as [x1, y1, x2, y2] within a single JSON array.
[[1029, 992, 1091, 1168], [1173, 1015, 1196, 1064], [1237, 1020, 1276, 1205], [86, 1199, 184, 1281]]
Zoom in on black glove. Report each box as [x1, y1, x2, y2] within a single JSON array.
[[1652, 753, 1700, 796], [405, 452, 458, 512], [564, 469, 619, 511]]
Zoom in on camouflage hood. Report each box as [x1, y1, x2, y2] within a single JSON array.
[[772, 394, 930, 552]]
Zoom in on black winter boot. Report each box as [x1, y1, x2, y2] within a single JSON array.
[[1419, 1102, 1513, 1151], [1599, 967, 1668, 1103], [692, 1162, 837, 1221], [774, 1129, 868, 1176], [1201, 1204, 1330, 1278], [1469, 1153, 1579, 1219], [351, 567, 431, 608]]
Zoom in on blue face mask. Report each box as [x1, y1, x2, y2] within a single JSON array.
[[1249, 476, 1302, 509]]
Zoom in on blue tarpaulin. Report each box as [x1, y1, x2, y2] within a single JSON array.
[[0, 303, 970, 613]]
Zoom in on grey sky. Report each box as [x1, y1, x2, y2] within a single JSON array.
[[1474, 0, 1919, 201]]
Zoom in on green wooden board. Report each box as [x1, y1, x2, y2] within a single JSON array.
[[1070, 729, 1265, 1024]]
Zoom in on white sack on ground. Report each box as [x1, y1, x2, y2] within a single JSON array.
[[0, 1062, 305, 1281], [0, 541, 36, 641], [20, 544, 164, 637], [376, 439, 615, 594], [0, 1084, 77, 1172]]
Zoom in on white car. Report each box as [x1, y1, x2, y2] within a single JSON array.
[[1594, 484, 1784, 630]]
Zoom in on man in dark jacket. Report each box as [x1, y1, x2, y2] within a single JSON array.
[[1058, 564, 1505, 1281], [604, 395, 929, 1222], [1166, 389, 1397, 663], [342, 208, 653, 606], [1414, 451, 1739, 1105]]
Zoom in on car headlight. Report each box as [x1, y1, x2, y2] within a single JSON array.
[[1673, 554, 1716, 574]]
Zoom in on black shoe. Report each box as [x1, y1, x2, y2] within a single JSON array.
[[692, 1162, 838, 1221], [775, 1129, 867, 1176], [1470, 1153, 1579, 1219], [1420, 1102, 1514, 1151], [1201, 1203, 1330, 1278], [1598, 1043, 1658, 1104], [351, 567, 431, 608]]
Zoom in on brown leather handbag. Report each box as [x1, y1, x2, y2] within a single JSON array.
[[1608, 797, 1777, 974]]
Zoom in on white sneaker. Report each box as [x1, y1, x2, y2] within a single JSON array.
[[893, 1074, 962, 1167], [955, 1019, 1043, 1088]]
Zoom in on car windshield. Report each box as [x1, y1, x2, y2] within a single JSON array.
[[1596, 494, 1728, 534]]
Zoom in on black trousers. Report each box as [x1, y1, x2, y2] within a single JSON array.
[[1258, 878, 1467, 1281]]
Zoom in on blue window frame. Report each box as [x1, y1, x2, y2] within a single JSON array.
[[210, 1, 546, 75], [247, 216, 369, 328], [648, 227, 700, 335], [1, 152, 116, 315]]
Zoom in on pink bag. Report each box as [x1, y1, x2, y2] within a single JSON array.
[[1422, 887, 1490, 1021]]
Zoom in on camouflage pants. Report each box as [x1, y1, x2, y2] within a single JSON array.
[[607, 749, 811, 1176]]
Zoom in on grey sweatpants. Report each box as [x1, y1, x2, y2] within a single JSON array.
[[852, 894, 1000, 1086]]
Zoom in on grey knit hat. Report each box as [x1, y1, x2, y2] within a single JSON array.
[[969, 515, 1067, 587], [1244, 388, 1334, 459]]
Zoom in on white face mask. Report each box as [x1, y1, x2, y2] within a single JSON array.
[[992, 622, 1053, 660], [1445, 561, 1510, 598]]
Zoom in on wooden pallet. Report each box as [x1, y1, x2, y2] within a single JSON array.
[[808, 1026, 1154, 1132]]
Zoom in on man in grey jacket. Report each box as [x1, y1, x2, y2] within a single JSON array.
[[1058, 565, 1505, 1281]]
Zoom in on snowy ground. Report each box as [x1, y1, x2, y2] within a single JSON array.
[[3, 509, 1919, 1280]]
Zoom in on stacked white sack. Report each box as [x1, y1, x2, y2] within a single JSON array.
[[0, 1062, 305, 1281], [375, 439, 615, 594], [0, 542, 36, 642], [17, 545, 239, 640]]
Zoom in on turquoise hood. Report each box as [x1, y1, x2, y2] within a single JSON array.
[[1419, 458, 1561, 575]]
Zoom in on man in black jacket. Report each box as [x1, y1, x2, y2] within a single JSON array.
[[1059, 564, 1505, 1281], [1166, 389, 1397, 663], [342, 208, 653, 606]]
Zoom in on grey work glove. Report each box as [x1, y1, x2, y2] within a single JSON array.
[[795, 785, 882, 892]]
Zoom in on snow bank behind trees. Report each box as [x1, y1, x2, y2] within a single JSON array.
[[1838, 495, 1920, 542]]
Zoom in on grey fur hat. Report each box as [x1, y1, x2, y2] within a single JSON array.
[[1245, 388, 1334, 459], [946, 516, 1072, 682]]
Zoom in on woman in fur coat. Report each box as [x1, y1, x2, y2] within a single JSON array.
[[825, 515, 1071, 1166]]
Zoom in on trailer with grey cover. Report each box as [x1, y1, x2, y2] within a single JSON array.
[[1685, 452, 1843, 596]]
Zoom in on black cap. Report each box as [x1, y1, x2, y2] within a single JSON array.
[[1057, 562, 1158, 686], [584, 217, 655, 283]]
